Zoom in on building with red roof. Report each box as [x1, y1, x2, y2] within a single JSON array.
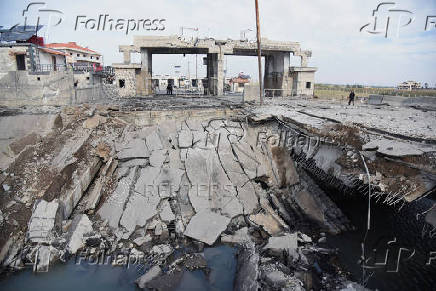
[[45, 42, 102, 65]]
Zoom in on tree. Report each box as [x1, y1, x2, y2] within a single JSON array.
[[424, 83, 429, 89]]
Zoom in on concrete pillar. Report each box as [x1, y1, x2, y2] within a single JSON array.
[[123, 51, 131, 64], [263, 52, 292, 96], [137, 48, 153, 96], [300, 55, 308, 67], [206, 52, 224, 96]]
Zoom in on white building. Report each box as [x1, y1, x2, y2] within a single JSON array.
[[45, 42, 102, 66], [0, 43, 67, 72], [398, 81, 421, 90]]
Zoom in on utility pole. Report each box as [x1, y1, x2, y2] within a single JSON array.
[[255, 0, 263, 105]]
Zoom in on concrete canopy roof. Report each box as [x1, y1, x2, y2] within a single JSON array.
[[120, 35, 311, 57]]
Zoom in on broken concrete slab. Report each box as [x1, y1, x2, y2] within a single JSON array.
[[149, 149, 167, 167], [120, 187, 160, 236], [178, 129, 193, 148], [136, 265, 162, 289], [293, 189, 325, 227], [134, 166, 161, 194], [221, 227, 252, 244], [178, 173, 195, 226], [133, 234, 152, 246], [159, 200, 175, 222], [168, 149, 184, 170], [235, 182, 258, 214], [61, 156, 102, 219], [117, 139, 149, 161], [362, 139, 424, 157], [51, 132, 91, 171], [184, 211, 231, 245], [27, 199, 62, 243], [186, 148, 243, 218], [67, 214, 93, 254], [34, 245, 52, 272], [146, 130, 164, 151], [98, 169, 135, 229], [264, 233, 298, 251], [252, 189, 288, 233], [154, 167, 184, 198], [270, 146, 299, 188], [119, 158, 147, 168]]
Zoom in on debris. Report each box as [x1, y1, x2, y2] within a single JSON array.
[[263, 233, 298, 252], [159, 200, 175, 222], [67, 214, 93, 254], [27, 199, 62, 243], [96, 142, 111, 162], [135, 265, 162, 289], [178, 129, 193, 148], [150, 244, 173, 259], [221, 227, 252, 244], [117, 139, 149, 161], [235, 242, 259, 291], [133, 234, 152, 246], [83, 115, 107, 129], [184, 211, 231, 245]]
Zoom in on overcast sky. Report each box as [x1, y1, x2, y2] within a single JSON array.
[[1, 0, 435, 86]]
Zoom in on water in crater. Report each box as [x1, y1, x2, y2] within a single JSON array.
[[0, 245, 237, 291]]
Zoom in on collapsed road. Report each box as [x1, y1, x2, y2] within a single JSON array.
[[0, 96, 435, 290]]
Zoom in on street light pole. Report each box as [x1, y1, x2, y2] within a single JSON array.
[[255, 0, 263, 105]]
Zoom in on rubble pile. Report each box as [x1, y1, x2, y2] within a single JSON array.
[[0, 104, 363, 290]]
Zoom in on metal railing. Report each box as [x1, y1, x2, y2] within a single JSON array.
[[34, 64, 68, 72]]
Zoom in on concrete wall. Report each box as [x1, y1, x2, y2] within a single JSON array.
[[243, 83, 261, 103], [74, 72, 94, 89], [114, 67, 137, 97], [0, 71, 75, 106], [39, 51, 66, 67], [0, 70, 111, 106], [0, 46, 27, 71]]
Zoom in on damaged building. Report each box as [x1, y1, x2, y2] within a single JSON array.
[[0, 26, 113, 107], [113, 35, 317, 97]]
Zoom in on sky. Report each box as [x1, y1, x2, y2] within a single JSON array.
[[0, 0, 435, 86]]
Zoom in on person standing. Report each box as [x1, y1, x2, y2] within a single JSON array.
[[167, 83, 173, 95], [348, 90, 355, 106]]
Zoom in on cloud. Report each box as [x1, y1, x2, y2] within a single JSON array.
[[1, 0, 435, 86]]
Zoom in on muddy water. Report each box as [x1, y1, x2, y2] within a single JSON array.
[[327, 191, 436, 290], [0, 246, 237, 291]]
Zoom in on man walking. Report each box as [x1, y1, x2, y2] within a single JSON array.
[[348, 90, 355, 106]]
